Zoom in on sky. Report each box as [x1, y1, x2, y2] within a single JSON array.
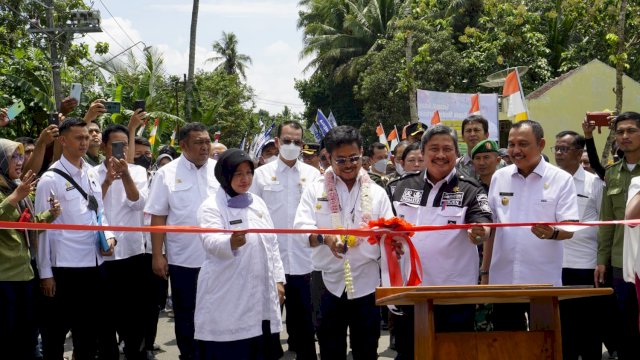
[[79, 0, 309, 114]]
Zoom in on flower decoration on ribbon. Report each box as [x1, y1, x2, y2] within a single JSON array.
[[368, 217, 423, 287]]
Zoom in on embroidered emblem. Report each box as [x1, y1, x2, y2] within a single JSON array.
[[476, 194, 491, 213], [400, 188, 423, 205], [502, 197, 509, 206], [441, 192, 464, 207]]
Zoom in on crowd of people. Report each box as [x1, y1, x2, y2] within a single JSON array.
[[1, 99, 640, 360]]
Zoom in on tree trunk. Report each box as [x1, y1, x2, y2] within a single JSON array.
[[46, 0, 62, 113], [601, 0, 628, 164], [406, 31, 418, 124], [185, 0, 199, 122]]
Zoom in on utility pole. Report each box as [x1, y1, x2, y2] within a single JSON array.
[[28, 2, 102, 113]]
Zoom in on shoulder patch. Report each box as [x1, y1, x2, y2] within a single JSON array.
[[476, 193, 492, 213]]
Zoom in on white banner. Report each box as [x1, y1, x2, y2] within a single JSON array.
[[417, 90, 499, 154]]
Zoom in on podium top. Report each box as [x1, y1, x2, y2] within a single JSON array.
[[375, 284, 613, 306]]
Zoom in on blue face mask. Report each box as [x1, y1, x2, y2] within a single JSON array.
[[227, 193, 253, 209]]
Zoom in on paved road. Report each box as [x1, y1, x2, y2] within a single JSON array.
[[63, 310, 398, 359]]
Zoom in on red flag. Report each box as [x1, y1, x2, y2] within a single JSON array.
[[469, 93, 480, 115], [431, 111, 441, 125], [214, 131, 221, 143]]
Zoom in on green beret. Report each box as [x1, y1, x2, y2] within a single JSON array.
[[471, 139, 499, 158]]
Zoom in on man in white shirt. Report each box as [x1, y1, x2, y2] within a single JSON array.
[[388, 125, 493, 359], [487, 120, 579, 330], [145, 122, 219, 360], [553, 130, 604, 360], [251, 121, 321, 359], [294, 126, 394, 360], [35, 118, 116, 359], [92, 124, 149, 360]]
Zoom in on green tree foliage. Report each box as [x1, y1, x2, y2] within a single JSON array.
[[206, 32, 253, 80]]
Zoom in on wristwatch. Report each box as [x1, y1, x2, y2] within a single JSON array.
[[316, 234, 324, 245]]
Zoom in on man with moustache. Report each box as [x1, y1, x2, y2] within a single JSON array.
[[145, 122, 219, 360], [486, 120, 579, 330], [456, 115, 491, 178]]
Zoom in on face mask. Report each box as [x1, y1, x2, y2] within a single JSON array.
[[373, 159, 387, 174], [212, 153, 220, 161], [227, 193, 253, 209], [134, 155, 153, 170], [279, 143, 301, 161], [263, 155, 277, 164], [395, 162, 405, 176]]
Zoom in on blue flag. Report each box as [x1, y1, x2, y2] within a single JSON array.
[[328, 111, 338, 128], [309, 123, 323, 142], [316, 109, 332, 136]]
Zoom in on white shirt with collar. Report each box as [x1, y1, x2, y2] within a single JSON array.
[[35, 155, 114, 278], [92, 162, 149, 260], [294, 170, 394, 299], [195, 188, 284, 342], [250, 157, 321, 275], [563, 166, 603, 269], [624, 177, 640, 283], [488, 158, 579, 286], [145, 155, 219, 268]]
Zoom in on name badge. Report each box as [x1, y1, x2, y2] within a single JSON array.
[[229, 219, 243, 225], [317, 197, 328, 201], [499, 192, 514, 197]]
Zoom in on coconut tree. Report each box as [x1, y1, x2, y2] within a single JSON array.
[[206, 32, 253, 80]]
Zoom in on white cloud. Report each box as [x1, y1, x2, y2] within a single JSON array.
[[77, 15, 308, 114], [151, 1, 299, 18]]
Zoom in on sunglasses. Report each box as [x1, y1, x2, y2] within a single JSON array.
[[281, 138, 304, 147], [334, 156, 361, 165], [11, 152, 24, 163]]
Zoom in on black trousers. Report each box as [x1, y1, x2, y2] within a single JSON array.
[[560, 268, 603, 360], [42, 265, 106, 360], [197, 320, 276, 360], [611, 267, 640, 360], [102, 254, 147, 360], [393, 304, 475, 360], [318, 291, 380, 360], [0, 280, 35, 360], [169, 264, 200, 360], [142, 253, 168, 351], [284, 273, 316, 359]]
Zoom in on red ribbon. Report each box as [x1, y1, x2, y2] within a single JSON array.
[[367, 217, 423, 287]]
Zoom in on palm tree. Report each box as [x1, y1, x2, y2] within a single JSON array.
[[185, 0, 199, 122], [206, 32, 252, 80], [298, 0, 406, 80]]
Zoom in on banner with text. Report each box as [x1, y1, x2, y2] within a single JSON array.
[[417, 90, 499, 154]]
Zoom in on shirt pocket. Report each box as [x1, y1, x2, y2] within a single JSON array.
[[261, 183, 285, 205], [436, 207, 466, 225], [169, 182, 194, 209], [607, 186, 626, 220], [395, 202, 420, 224]]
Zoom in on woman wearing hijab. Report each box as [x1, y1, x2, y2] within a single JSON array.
[[0, 138, 61, 359], [195, 149, 285, 360]]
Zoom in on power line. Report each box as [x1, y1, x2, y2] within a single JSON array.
[[97, 0, 140, 51]]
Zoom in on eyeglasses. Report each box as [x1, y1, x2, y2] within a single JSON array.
[[550, 146, 579, 153], [320, 156, 327, 161], [334, 156, 361, 165], [11, 152, 24, 162], [281, 138, 304, 147]]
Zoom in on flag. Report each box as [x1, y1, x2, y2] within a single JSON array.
[[213, 130, 221, 143], [169, 125, 177, 146], [252, 122, 275, 158], [136, 119, 148, 137], [388, 126, 399, 151], [239, 133, 247, 150], [328, 111, 338, 128], [469, 93, 481, 115], [316, 109, 332, 136], [431, 110, 441, 125], [249, 118, 265, 157], [309, 123, 323, 142], [502, 69, 529, 121], [401, 123, 409, 140], [376, 123, 388, 147], [148, 118, 159, 151]]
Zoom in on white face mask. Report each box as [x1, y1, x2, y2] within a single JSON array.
[[279, 143, 301, 161], [373, 159, 387, 174], [263, 155, 277, 164], [395, 162, 405, 176]]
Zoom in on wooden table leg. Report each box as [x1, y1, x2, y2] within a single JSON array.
[[530, 296, 562, 360], [414, 299, 435, 360]]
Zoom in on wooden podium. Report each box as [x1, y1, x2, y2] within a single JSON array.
[[376, 285, 612, 360]]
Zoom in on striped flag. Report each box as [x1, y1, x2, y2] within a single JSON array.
[[328, 111, 338, 128], [136, 119, 148, 137], [469, 93, 481, 115], [376, 123, 388, 147], [148, 118, 159, 151], [502, 70, 529, 121], [170, 125, 177, 146], [387, 126, 399, 151], [213, 130, 221, 143], [431, 110, 441, 125]]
